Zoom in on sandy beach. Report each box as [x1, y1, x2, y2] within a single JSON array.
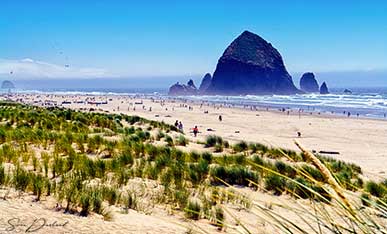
[[4, 93, 387, 179], [3, 2, 387, 233], [0, 93, 387, 234]]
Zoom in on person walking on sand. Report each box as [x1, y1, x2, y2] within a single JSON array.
[[178, 121, 184, 132], [218, 115, 222, 122], [193, 126, 199, 137]]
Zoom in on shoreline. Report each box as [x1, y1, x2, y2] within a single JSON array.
[[165, 96, 387, 123], [3, 90, 387, 121]]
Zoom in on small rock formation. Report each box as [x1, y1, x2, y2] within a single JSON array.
[[168, 79, 198, 96], [320, 82, 329, 94], [343, 89, 352, 94], [1, 80, 15, 89], [299, 72, 319, 93], [198, 73, 212, 93], [206, 30, 300, 95], [187, 79, 196, 89]]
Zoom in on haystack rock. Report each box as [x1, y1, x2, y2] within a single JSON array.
[[320, 82, 329, 94], [299, 72, 319, 93], [168, 79, 198, 96], [198, 73, 212, 93], [206, 30, 300, 95]]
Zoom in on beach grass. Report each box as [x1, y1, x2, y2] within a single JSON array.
[[0, 101, 386, 233]]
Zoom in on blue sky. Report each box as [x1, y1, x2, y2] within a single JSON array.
[[1, 0, 387, 79]]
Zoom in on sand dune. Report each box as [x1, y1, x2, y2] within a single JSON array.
[[1, 93, 387, 233], [0, 192, 187, 233], [4, 94, 387, 178]]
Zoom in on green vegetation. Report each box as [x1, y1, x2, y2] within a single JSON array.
[[205, 135, 223, 148], [175, 134, 188, 146], [184, 200, 201, 220], [0, 101, 386, 233]]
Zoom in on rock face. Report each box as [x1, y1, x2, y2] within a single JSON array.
[[187, 79, 196, 89], [1, 80, 15, 89], [343, 89, 352, 94], [198, 73, 212, 93], [299, 72, 319, 93], [206, 30, 299, 95], [320, 82, 329, 94], [168, 79, 198, 96]]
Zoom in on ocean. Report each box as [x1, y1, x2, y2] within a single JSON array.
[[181, 88, 387, 119], [2, 86, 387, 120]]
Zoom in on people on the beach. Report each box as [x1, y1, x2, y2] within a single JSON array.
[[174, 120, 179, 128], [218, 115, 222, 122], [193, 126, 199, 137], [178, 121, 184, 132]]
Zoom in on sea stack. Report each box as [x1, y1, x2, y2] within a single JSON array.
[[343, 89, 352, 94], [299, 72, 319, 93], [206, 30, 300, 95], [320, 82, 329, 94], [198, 73, 212, 93], [168, 79, 198, 96], [1, 80, 15, 89], [187, 79, 197, 89]]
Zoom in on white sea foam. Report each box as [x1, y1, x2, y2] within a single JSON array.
[[176, 90, 387, 118]]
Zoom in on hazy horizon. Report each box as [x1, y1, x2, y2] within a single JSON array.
[[0, 0, 387, 88], [6, 69, 387, 91], [1, 1, 387, 87]]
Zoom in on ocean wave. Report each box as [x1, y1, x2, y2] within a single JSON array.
[[177, 91, 387, 118]]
